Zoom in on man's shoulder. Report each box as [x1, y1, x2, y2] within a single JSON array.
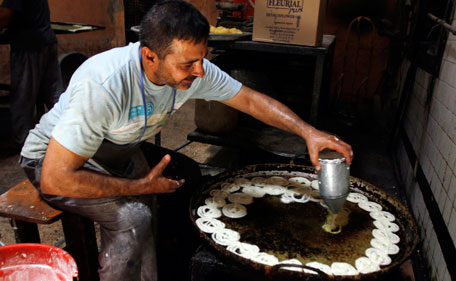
[[203, 58, 216, 71], [73, 43, 139, 85], [201, 58, 223, 80], [200, 58, 232, 84], [88, 43, 138, 65]]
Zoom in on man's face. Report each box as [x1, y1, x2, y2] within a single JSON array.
[[152, 39, 208, 90]]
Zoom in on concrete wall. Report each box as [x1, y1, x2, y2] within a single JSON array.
[[394, 9, 456, 281]]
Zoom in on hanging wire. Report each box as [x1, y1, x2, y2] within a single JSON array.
[[333, 16, 376, 119]]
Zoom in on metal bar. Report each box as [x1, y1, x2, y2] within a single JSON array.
[[10, 219, 41, 243], [427, 13, 456, 35], [155, 132, 161, 146], [309, 54, 324, 124], [231, 35, 334, 56], [172, 140, 193, 152]]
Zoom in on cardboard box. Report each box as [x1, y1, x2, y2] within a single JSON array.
[[252, 0, 327, 46]]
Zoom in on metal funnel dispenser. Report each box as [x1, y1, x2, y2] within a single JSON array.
[[318, 149, 350, 214]]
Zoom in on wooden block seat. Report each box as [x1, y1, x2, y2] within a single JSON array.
[[0, 179, 62, 224], [0, 179, 100, 281]]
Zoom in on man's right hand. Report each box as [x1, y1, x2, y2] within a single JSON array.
[[141, 154, 185, 193]]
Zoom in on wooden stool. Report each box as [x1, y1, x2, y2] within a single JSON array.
[[0, 179, 99, 281]]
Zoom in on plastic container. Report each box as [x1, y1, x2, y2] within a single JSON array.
[[0, 243, 78, 281]]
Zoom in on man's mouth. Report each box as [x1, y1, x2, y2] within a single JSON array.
[[183, 76, 197, 83]]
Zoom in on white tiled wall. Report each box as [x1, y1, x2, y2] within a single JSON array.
[[395, 17, 456, 281]]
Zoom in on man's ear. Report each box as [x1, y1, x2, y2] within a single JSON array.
[[140, 47, 159, 70]]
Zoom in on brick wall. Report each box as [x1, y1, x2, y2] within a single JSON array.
[[395, 15, 456, 281]]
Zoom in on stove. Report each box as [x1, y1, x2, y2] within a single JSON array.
[[189, 244, 410, 281]]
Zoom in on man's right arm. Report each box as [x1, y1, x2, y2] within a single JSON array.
[[41, 137, 184, 198]]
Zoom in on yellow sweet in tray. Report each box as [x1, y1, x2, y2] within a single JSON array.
[[210, 25, 242, 34]]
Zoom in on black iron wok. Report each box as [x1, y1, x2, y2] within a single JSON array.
[[189, 163, 419, 280]]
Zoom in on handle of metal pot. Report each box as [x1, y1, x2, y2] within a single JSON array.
[[271, 263, 330, 279]]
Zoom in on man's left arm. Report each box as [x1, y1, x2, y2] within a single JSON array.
[[220, 85, 353, 170]]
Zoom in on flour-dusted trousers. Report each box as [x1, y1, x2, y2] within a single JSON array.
[[10, 43, 62, 145], [20, 142, 202, 281]]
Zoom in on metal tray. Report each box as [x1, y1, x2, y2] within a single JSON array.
[[209, 32, 252, 41], [51, 22, 104, 34], [130, 25, 251, 41]]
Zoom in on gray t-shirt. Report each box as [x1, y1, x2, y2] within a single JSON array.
[[21, 42, 242, 159]]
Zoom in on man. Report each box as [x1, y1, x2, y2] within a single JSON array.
[[0, 0, 62, 150], [19, 1, 353, 281]]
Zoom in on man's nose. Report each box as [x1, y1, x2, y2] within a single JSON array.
[[192, 60, 204, 78]]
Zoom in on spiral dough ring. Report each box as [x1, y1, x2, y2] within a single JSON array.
[[304, 262, 332, 275], [195, 217, 225, 233], [251, 252, 279, 266], [288, 176, 311, 187], [242, 185, 266, 198], [226, 242, 260, 258], [365, 248, 392, 266], [228, 193, 254, 205], [197, 205, 222, 219], [330, 262, 359, 276], [355, 257, 380, 274], [358, 201, 382, 212], [266, 176, 289, 186], [221, 182, 241, 193], [205, 196, 227, 208], [222, 203, 247, 218], [209, 189, 229, 198], [346, 192, 368, 203], [373, 220, 400, 232], [211, 228, 240, 246]]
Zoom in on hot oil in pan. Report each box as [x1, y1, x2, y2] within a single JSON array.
[[219, 196, 375, 265]]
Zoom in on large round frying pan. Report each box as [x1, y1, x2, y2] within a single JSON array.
[[189, 163, 419, 280]]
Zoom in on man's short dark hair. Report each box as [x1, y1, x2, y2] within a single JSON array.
[[139, 0, 209, 58]]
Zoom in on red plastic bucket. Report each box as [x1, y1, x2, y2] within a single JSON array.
[[0, 243, 78, 281]]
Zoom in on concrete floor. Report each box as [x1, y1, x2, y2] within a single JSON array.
[[0, 98, 419, 280]]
